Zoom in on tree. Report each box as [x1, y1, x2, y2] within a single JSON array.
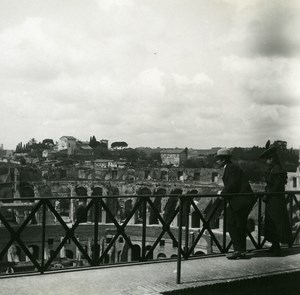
[[42, 139, 54, 146], [89, 135, 100, 148], [111, 141, 128, 149]]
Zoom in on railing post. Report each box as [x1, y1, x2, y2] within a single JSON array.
[[222, 197, 227, 253], [258, 194, 262, 248], [288, 193, 293, 225], [184, 197, 189, 258], [141, 196, 147, 261], [41, 199, 46, 274], [93, 197, 99, 265], [177, 196, 183, 284]]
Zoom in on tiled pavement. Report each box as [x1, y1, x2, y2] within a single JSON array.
[[1, 247, 300, 295]]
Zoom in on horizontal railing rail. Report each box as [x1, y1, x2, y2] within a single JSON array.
[[0, 191, 299, 284]]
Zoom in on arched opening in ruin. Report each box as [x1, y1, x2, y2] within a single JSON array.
[[28, 245, 39, 260], [157, 253, 167, 260], [194, 251, 205, 256], [145, 245, 153, 260], [131, 244, 141, 261], [57, 186, 71, 218], [163, 189, 182, 224], [90, 187, 103, 222], [124, 199, 133, 221], [75, 186, 88, 223], [192, 210, 201, 228], [135, 187, 151, 224], [182, 190, 198, 226], [19, 184, 34, 201], [149, 188, 165, 224], [106, 187, 120, 223], [65, 250, 74, 259], [75, 186, 87, 197]]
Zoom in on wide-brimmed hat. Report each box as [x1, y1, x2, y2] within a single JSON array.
[[259, 146, 277, 159], [215, 148, 232, 158]]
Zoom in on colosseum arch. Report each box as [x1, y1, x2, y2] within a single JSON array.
[[157, 253, 167, 260], [106, 186, 120, 223], [131, 244, 141, 261], [65, 249, 74, 259], [194, 250, 205, 256], [27, 244, 39, 260], [149, 188, 166, 224], [89, 186, 103, 222], [19, 184, 34, 201], [145, 245, 153, 260], [74, 186, 88, 223], [163, 189, 182, 223], [75, 186, 88, 197], [57, 186, 71, 218], [183, 190, 198, 227], [124, 199, 133, 221], [135, 187, 151, 224]]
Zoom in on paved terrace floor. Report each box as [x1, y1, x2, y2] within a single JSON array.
[[1, 247, 300, 295]]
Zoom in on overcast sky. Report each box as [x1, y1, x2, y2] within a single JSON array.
[[1, 0, 300, 150]]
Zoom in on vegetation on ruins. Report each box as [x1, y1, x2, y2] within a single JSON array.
[[9, 137, 299, 183]]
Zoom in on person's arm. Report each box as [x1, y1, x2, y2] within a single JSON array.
[[269, 172, 287, 192], [221, 165, 241, 194]]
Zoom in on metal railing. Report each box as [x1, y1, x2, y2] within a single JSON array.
[[0, 191, 299, 283]]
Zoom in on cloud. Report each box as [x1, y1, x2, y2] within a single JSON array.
[[225, 0, 300, 57], [0, 0, 299, 149], [222, 55, 300, 107]]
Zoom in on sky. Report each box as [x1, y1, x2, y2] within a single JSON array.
[[0, 0, 300, 150]]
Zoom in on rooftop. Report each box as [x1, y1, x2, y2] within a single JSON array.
[[161, 149, 185, 154]]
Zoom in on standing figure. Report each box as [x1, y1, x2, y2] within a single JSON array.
[[259, 143, 292, 256], [216, 148, 256, 259]]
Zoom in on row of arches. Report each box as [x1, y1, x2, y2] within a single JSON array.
[[6, 243, 206, 265], [13, 183, 216, 228]]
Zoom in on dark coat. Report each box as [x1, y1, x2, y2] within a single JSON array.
[[222, 162, 256, 212], [221, 162, 256, 252], [264, 163, 292, 244]]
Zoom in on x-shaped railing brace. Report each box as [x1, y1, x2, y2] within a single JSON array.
[[187, 198, 227, 256], [44, 199, 94, 269], [0, 200, 43, 271], [96, 197, 141, 264], [146, 197, 186, 259], [291, 194, 300, 244]]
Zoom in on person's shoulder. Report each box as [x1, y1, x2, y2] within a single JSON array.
[[226, 162, 240, 172]]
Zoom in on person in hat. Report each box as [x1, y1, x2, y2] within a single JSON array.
[[216, 148, 257, 259], [259, 143, 292, 256]]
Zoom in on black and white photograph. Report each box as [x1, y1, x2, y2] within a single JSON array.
[[0, 0, 300, 294]]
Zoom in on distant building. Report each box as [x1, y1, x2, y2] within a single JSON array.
[[160, 148, 188, 167], [94, 159, 112, 168], [74, 141, 93, 157], [100, 139, 109, 149], [0, 144, 14, 158], [286, 149, 300, 191], [58, 136, 77, 156], [286, 168, 300, 191]]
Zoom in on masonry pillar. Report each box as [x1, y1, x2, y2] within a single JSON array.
[[69, 185, 76, 223], [101, 198, 107, 224], [60, 237, 65, 258], [171, 215, 178, 227], [75, 237, 81, 262], [86, 186, 92, 223], [146, 206, 150, 225], [87, 237, 92, 257]]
